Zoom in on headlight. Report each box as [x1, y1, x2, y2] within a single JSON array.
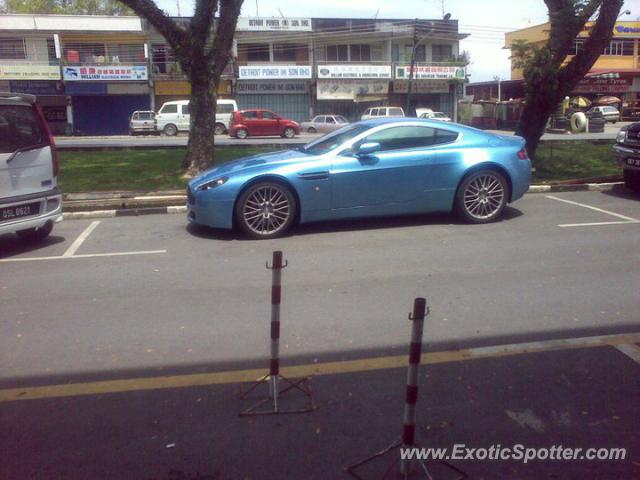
[[198, 176, 228, 190], [616, 130, 626, 143]]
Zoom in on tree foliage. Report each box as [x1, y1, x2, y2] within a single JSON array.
[[6, 0, 133, 15], [513, 0, 624, 158]]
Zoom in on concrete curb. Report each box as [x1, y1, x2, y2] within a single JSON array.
[[60, 183, 624, 221]]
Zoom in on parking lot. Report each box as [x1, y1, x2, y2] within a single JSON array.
[[1, 188, 639, 479]]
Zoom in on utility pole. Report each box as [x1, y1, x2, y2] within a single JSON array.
[[405, 18, 419, 116]]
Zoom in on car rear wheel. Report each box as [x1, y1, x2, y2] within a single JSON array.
[[163, 124, 178, 136], [16, 221, 53, 242], [236, 182, 296, 239], [236, 128, 248, 139], [307, 127, 317, 133], [214, 123, 226, 135], [283, 127, 295, 139], [456, 170, 509, 223]]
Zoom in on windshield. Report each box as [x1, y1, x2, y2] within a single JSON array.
[[302, 124, 370, 155]]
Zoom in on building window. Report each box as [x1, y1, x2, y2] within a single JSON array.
[[273, 44, 306, 62], [570, 39, 584, 55], [0, 37, 26, 60], [349, 44, 371, 62], [63, 43, 106, 64], [242, 43, 270, 62], [392, 44, 425, 63], [432, 44, 453, 62], [603, 40, 624, 56], [327, 45, 349, 62], [46, 38, 57, 63]]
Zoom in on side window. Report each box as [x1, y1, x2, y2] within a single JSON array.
[[372, 108, 380, 116], [131, 113, 139, 120], [312, 116, 323, 123], [217, 104, 234, 114], [388, 108, 404, 117], [363, 109, 371, 116], [242, 111, 258, 119], [181, 104, 190, 115], [363, 126, 457, 151], [262, 111, 277, 120], [161, 104, 178, 114], [326, 116, 336, 124]]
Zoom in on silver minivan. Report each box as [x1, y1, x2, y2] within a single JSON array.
[[0, 93, 63, 241]]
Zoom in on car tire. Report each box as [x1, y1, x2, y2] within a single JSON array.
[[235, 181, 296, 239], [283, 127, 295, 139], [623, 169, 640, 192], [163, 124, 178, 136], [307, 127, 317, 133], [236, 128, 248, 139], [16, 221, 54, 242], [214, 123, 226, 136], [455, 170, 509, 224]]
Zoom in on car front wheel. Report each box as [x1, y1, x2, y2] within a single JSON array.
[[307, 127, 317, 133], [214, 123, 226, 135], [236, 128, 248, 139], [456, 170, 509, 223], [283, 127, 295, 138], [236, 182, 296, 239]]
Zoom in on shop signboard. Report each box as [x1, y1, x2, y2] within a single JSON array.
[[317, 64, 391, 79], [63, 65, 148, 81], [0, 65, 61, 81], [395, 65, 465, 80], [239, 65, 311, 79]]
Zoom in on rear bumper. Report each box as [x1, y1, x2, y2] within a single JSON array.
[[0, 187, 63, 235]]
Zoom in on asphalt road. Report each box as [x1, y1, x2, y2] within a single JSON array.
[[53, 122, 632, 149], [1, 189, 639, 479]]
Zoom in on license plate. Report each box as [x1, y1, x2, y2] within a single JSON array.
[[626, 158, 640, 167], [0, 202, 41, 222]]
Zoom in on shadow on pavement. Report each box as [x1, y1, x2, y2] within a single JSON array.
[[1, 341, 638, 480], [185, 207, 524, 241], [0, 233, 66, 259], [601, 184, 640, 202]]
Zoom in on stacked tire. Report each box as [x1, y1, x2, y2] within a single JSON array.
[[588, 110, 605, 133]]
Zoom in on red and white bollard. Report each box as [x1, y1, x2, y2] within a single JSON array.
[[268, 250, 285, 410], [400, 297, 427, 476]]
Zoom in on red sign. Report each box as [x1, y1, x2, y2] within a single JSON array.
[[573, 77, 630, 93]]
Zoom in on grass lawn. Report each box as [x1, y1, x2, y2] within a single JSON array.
[[532, 141, 619, 182], [58, 141, 621, 193], [58, 147, 277, 192]]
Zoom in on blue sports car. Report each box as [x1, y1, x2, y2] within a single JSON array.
[[187, 118, 531, 239]]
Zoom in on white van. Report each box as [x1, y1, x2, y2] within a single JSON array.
[[0, 93, 62, 241], [155, 99, 238, 136], [361, 106, 405, 120]]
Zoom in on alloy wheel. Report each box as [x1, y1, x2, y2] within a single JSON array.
[[462, 172, 506, 221], [240, 184, 293, 237]]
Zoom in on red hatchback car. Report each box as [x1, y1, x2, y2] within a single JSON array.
[[229, 109, 300, 139]]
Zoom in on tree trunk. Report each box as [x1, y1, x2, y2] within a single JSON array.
[[515, 84, 562, 159], [182, 73, 218, 176]]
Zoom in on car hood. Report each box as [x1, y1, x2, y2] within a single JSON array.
[[190, 149, 317, 188]]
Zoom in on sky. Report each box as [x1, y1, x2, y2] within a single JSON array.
[[155, 0, 640, 82]]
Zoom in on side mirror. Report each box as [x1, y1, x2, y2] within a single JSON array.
[[355, 142, 381, 156]]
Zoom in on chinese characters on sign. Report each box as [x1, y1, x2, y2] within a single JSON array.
[[63, 66, 148, 81], [238, 65, 311, 80], [317, 65, 392, 79], [395, 65, 465, 80], [237, 17, 312, 31]]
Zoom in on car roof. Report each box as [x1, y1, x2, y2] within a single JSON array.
[[357, 117, 492, 137], [0, 93, 36, 106]]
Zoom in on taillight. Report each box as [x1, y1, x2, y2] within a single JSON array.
[[517, 148, 528, 160], [33, 103, 58, 177]]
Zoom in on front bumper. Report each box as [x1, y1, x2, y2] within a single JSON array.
[[613, 144, 640, 171], [0, 188, 63, 235], [186, 186, 234, 229]]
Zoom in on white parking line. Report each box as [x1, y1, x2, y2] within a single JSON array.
[[615, 344, 640, 365], [62, 220, 100, 257], [0, 250, 167, 263], [545, 195, 640, 228]]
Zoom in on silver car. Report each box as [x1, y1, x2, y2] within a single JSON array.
[[587, 106, 620, 123], [300, 115, 349, 133], [129, 110, 157, 135]]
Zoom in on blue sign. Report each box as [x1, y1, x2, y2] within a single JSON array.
[[10, 80, 63, 95]]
